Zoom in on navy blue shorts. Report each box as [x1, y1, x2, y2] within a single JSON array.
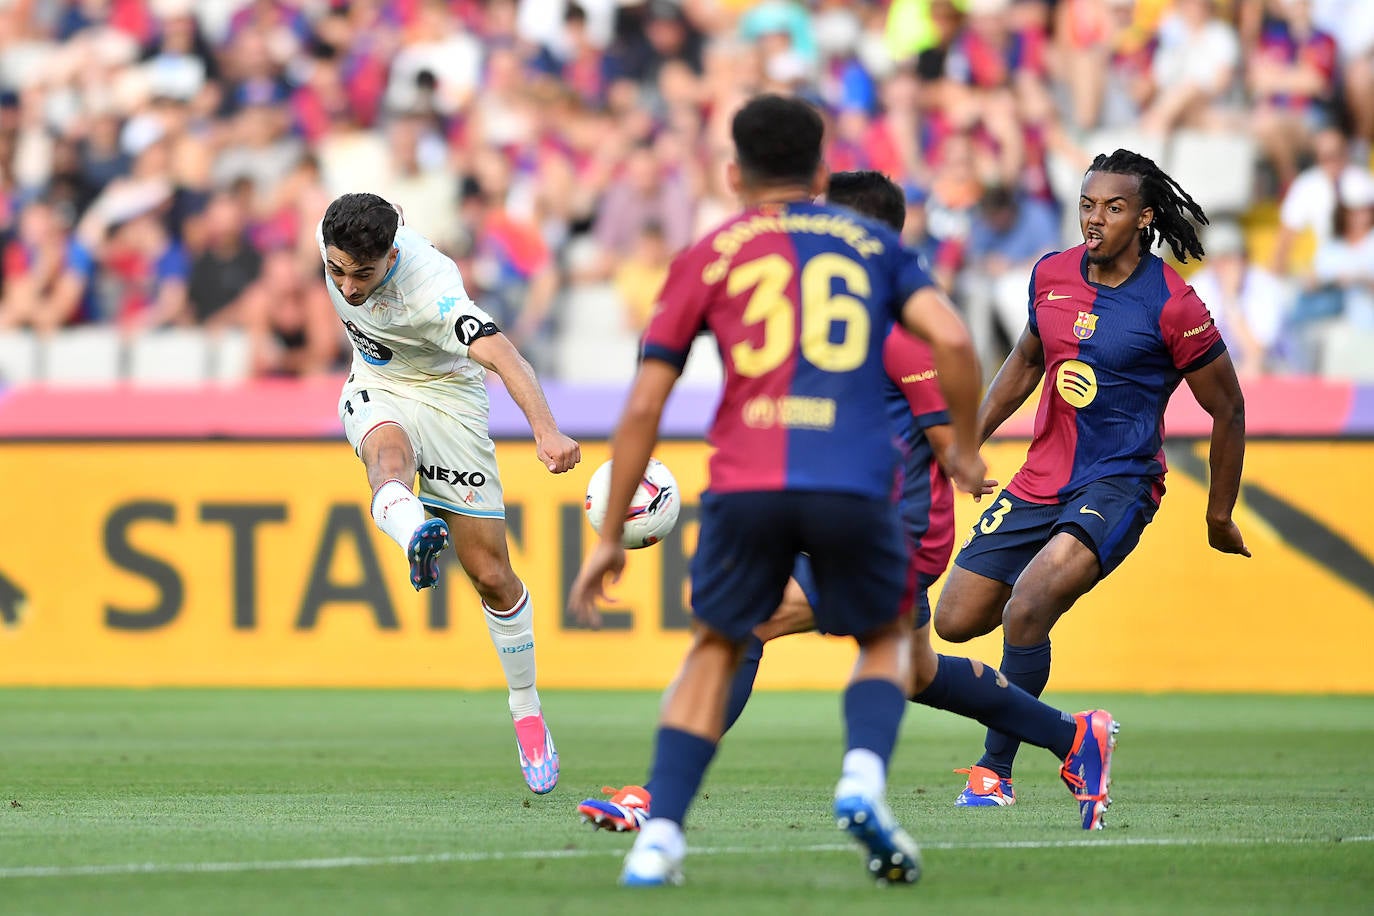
[[793, 554, 935, 629], [953, 476, 1159, 586], [691, 491, 910, 640]]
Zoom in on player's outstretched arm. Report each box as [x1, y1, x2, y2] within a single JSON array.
[[977, 326, 1045, 444], [468, 332, 581, 474], [568, 359, 680, 628], [899, 286, 986, 493], [1184, 350, 1251, 558]]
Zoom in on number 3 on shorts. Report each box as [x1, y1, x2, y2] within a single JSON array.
[[978, 497, 1013, 535]]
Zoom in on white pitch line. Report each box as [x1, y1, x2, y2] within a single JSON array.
[[1, 835, 1370, 880]]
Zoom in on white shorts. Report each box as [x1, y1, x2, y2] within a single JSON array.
[[339, 379, 505, 519]]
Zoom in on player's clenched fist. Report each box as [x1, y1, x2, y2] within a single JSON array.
[[537, 432, 581, 473]]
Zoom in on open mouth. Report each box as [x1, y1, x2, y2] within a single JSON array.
[[1085, 233, 1103, 251]]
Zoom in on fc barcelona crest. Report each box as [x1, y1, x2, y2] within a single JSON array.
[[1073, 310, 1099, 340]]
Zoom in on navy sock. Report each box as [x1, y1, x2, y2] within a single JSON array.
[[976, 640, 1053, 777], [722, 635, 765, 733], [643, 727, 718, 826], [913, 654, 1076, 760], [843, 678, 907, 764]]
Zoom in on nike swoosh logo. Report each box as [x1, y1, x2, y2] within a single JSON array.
[[1047, 291, 1072, 300], [1079, 506, 1105, 520]]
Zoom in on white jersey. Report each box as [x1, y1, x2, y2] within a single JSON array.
[[319, 223, 497, 421]]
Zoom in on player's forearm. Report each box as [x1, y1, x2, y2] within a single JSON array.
[[601, 394, 664, 545], [928, 335, 983, 459], [977, 351, 1042, 443], [492, 349, 561, 439], [1205, 401, 1246, 525]]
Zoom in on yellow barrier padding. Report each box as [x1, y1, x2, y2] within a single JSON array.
[[0, 440, 1369, 692]]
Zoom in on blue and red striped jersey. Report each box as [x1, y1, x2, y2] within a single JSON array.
[[883, 329, 954, 582], [643, 201, 933, 500], [1009, 245, 1226, 504]]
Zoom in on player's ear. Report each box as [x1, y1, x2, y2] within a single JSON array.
[[386, 246, 398, 269], [726, 160, 743, 199], [1137, 206, 1154, 230], [809, 161, 829, 199]]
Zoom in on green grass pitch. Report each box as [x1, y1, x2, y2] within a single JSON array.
[[1, 689, 1370, 915]]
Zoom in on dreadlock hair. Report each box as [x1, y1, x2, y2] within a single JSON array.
[[1088, 149, 1209, 263]]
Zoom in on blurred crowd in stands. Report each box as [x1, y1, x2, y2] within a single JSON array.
[[0, 0, 1372, 386]]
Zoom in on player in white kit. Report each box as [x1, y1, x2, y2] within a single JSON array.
[[319, 193, 581, 795]]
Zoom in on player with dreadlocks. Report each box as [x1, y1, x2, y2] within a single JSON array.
[[933, 149, 1251, 826]]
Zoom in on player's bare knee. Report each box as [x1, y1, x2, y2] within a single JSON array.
[[1001, 595, 1056, 644], [467, 562, 520, 609], [933, 606, 988, 644]]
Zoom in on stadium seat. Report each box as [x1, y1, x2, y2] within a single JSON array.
[[210, 328, 253, 385], [554, 283, 644, 383], [0, 330, 40, 386], [1166, 130, 1258, 218], [1318, 323, 1374, 381], [41, 327, 124, 387], [1085, 128, 1167, 170], [127, 328, 211, 387]]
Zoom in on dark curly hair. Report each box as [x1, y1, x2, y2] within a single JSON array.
[[1088, 149, 1209, 263], [320, 192, 400, 262]]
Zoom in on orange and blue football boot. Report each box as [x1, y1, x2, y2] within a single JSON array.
[[578, 785, 651, 832], [1059, 709, 1119, 829], [953, 764, 1016, 807]]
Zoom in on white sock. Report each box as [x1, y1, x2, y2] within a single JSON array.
[[484, 583, 541, 718], [841, 748, 886, 797], [371, 479, 427, 550], [635, 818, 686, 861]]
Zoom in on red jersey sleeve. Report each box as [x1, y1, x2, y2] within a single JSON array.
[[1160, 285, 1226, 373], [883, 327, 950, 430], [641, 247, 713, 370]]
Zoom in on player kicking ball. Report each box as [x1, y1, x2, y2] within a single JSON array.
[[577, 171, 1117, 839], [319, 193, 581, 794]]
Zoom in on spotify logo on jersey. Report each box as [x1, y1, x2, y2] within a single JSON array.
[[1056, 359, 1098, 408]]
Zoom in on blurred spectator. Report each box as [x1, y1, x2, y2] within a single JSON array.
[[1248, 0, 1339, 191], [1310, 0, 1374, 161], [0, 198, 97, 333], [1272, 127, 1374, 276], [1188, 221, 1290, 376], [242, 248, 340, 378], [385, 0, 482, 118], [373, 113, 458, 250], [580, 140, 693, 282], [1309, 184, 1374, 325], [956, 184, 1059, 371], [1055, 0, 1158, 132], [93, 206, 190, 331], [455, 167, 559, 364], [1, 0, 1371, 386], [211, 83, 303, 204], [612, 219, 671, 332], [187, 190, 262, 329], [1285, 180, 1374, 370], [1141, 0, 1242, 135], [607, 1, 705, 88]]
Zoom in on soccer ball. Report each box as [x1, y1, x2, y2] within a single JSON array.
[[584, 458, 681, 549]]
